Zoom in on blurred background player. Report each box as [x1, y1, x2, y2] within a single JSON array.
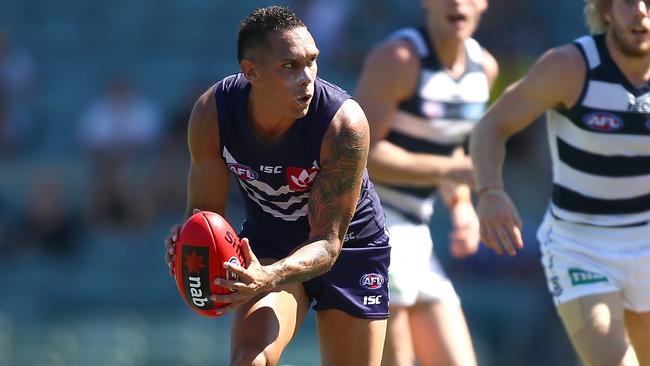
[[470, 0, 650, 364], [164, 6, 390, 366], [355, 0, 497, 365]]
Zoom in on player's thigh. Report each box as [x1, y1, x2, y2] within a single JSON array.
[[317, 309, 387, 366], [408, 301, 476, 366], [382, 305, 414, 366], [557, 292, 638, 366], [230, 281, 310, 366], [625, 310, 650, 366]]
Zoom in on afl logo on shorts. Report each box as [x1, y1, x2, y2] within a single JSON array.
[[583, 112, 623, 132], [359, 273, 384, 290]]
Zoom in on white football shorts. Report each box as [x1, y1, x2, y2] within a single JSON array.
[[384, 206, 460, 307], [537, 211, 650, 312]]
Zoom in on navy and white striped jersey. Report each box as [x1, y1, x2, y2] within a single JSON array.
[[547, 34, 650, 227], [374, 27, 490, 223], [214, 73, 386, 248]]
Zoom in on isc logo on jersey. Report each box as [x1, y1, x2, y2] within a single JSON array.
[[583, 112, 623, 132], [359, 273, 384, 290], [228, 163, 258, 181]]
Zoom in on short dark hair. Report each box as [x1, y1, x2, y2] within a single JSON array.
[[237, 6, 306, 62]]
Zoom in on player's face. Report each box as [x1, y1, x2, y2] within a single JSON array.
[[254, 27, 319, 119], [608, 0, 650, 56], [422, 0, 487, 39]]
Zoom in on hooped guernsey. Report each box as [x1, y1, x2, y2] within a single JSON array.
[[214, 73, 386, 252], [213, 73, 390, 319], [374, 27, 490, 223]]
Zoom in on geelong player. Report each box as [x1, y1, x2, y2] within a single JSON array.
[[470, 0, 650, 364], [165, 6, 390, 366], [355, 0, 497, 365]]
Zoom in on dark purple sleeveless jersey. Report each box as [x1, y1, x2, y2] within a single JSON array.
[[214, 73, 386, 253]]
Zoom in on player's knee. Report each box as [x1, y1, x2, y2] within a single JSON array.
[[230, 347, 275, 366], [558, 297, 635, 366], [558, 297, 620, 338], [575, 311, 611, 337], [572, 325, 633, 366]]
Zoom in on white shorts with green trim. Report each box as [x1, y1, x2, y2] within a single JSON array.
[[537, 211, 650, 312]]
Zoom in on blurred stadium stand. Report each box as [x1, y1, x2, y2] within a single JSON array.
[[0, 0, 587, 364]]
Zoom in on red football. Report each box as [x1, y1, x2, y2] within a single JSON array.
[[173, 210, 245, 317]]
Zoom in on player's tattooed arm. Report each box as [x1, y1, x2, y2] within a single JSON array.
[[267, 100, 369, 286]]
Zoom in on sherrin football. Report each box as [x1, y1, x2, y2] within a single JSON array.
[[173, 210, 245, 317]]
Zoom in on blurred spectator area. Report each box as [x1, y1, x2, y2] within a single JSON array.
[[0, 0, 586, 157]]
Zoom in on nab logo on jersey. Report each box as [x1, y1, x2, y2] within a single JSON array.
[[228, 163, 258, 181], [583, 112, 623, 132], [286, 167, 319, 192], [359, 273, 384, 290]]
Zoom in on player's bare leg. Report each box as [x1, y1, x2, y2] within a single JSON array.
[[409, 300, 477, 366], [558, 292, 638, 366], [625, 310, 650, 366], [229, 259, 310, 366], [317, 309, 387, 366], [381, 305, 414, 366]]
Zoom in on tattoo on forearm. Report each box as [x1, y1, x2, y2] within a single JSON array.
[[274, 241, 338, 285]]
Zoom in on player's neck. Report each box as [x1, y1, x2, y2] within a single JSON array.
[[247, 91, 295, 144], [606, 31, 650, 87], [427, 25, 466, 77]]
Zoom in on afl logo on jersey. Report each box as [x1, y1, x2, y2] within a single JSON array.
[[422, 101, 444, 119], [359, 273, 384, 290], [583, 112, 623, 132], [228, 163, 258, 181]]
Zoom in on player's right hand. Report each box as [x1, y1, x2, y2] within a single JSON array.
[[165, 224, 181, 276], [211, 238, 275, 315], [449, 201, 480, 258], [476, 188, 524, 256]]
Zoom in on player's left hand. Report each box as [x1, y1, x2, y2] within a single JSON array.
[[210, 238, 275, 315], [164, 224, 181, 276], [448, 201, 480, 258]]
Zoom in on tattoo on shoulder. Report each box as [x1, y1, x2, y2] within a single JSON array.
[[309, 124, 368, 237]]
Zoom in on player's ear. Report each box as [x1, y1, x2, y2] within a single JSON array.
[[602, 4, 612, 25], [240, 59, 259, 81]]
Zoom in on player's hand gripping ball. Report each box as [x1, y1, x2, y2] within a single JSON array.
[[173, 210, 245, 317]]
